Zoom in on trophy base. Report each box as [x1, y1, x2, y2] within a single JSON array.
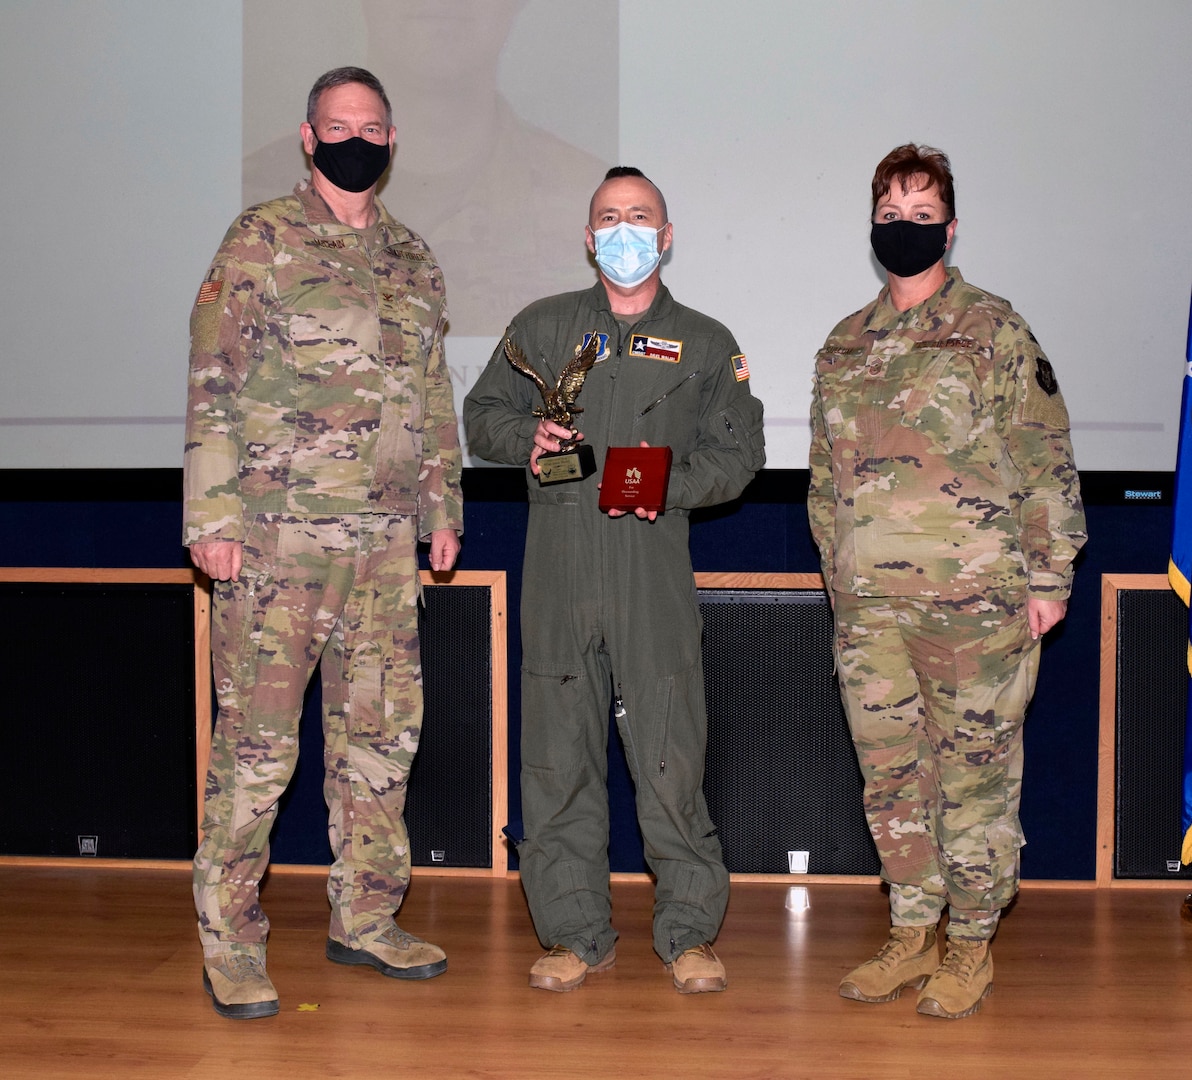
[[538, 444, 597, 485]]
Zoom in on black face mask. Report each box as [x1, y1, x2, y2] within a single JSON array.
[[870, 219, 951, 278], [312, 136, 391, 193]]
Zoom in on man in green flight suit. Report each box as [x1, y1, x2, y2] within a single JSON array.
[[464, 167, 765, 994]]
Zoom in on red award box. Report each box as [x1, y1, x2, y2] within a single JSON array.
[[598, 446, 673, 513]]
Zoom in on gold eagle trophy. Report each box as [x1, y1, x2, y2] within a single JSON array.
[[504, 331, 600, 484]]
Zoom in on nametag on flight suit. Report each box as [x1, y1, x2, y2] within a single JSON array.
[[629, 334, 682, 363]]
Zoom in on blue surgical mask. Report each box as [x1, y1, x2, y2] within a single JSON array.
[[591, 222, 665, 287]]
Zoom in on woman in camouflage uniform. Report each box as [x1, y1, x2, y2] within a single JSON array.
[[808, 144, 1086, 1019]]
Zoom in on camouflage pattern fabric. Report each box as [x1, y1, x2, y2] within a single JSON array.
[[194, 513, 422, 951], [183, 179, 462, 545], [185, 178, 462, 954], [808, 266, 1085, 600], [833, 589, 1039, 941], [808, 267, 1084, 937]]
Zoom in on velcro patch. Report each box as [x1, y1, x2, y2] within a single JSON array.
[[630, 334, 682, 363], [816, 347, 864, 364], [913, 336, 978, 351], [1021, 354, 1070, 428], [196, 279, 224, 305], [192, 277, 229, 352], [731, 354, 750, 381]]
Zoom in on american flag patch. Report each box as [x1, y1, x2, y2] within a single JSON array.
[[196, 279, 223, 305], [630, 334, 682, 363], [731, 354, 750, 381]]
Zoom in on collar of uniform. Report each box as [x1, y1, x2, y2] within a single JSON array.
[[864, 265, 967, 333], [590, 280, 675, 323], [291, 178, 415, 245]]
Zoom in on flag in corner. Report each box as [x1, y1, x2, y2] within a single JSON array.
[[1168, 291, 1192, 865]]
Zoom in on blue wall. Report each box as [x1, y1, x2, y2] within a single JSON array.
[[0, 468, 1171, 880]]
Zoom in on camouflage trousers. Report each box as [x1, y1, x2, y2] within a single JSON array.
[[194, 513, 423, 955], [833, 590, 1040, 941]]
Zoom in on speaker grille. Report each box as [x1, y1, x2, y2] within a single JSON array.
[[699, 589, 879, 875], [1114, 587, 1192, 879], [0, 582, 198, 859], [404, 583, 494, 868]]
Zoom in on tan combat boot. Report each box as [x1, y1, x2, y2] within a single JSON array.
[[916, 938, 993, 1019], [203, 947, 279, 1020], [839, 925, 938, 1003], [669, 943, 727, 994], [326, 923, 447, 980], [529, 944, 617, 992]]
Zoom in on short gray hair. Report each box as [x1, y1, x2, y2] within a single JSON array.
[[306, 67, 392, 129]]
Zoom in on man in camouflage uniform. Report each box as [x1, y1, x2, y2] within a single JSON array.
[[808, 144, 1085, 1019], [464, 167, 765, 995], [184, 67, 463, 1020]]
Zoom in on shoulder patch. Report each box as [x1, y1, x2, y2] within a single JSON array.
[[1021, 354, 1070, 428], [196, 279, 224, 305], [731, 354, 750, 381], [191, 276, 230, 353], [1035, 356, 1059, 395]]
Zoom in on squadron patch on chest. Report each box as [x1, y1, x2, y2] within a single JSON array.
[[581, 331, 611, 363], [630, 334, 682, 363]]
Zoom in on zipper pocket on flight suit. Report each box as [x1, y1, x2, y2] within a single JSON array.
[[639, 371, 700, 417]]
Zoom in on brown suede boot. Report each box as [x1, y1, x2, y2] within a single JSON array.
[[839, 925, 938, 1003], [916, 938, 993, 1019], [529, 944, 616, 992], [669, 943, 727, 994], [203, 947, 279, 1020]]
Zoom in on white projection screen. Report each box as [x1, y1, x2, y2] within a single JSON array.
[[2, 0, 1191, 473]]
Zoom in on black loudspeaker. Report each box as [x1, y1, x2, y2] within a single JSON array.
[[269, 577, 499, 870], [1113, 585, 1192, 879], [699, 588, 880, 875], [0, 581, 198, 859], [404, 581, 495, 868]]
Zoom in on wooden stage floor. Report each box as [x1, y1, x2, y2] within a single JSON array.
[[1, 865, 1190, 1079]]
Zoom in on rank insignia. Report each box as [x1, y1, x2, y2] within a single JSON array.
[[629, 334, 682, 363], [731, 354, 750, 381]]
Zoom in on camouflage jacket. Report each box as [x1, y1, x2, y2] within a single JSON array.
[[808, 267, 1086, 599], [183, 180, 463, 545]]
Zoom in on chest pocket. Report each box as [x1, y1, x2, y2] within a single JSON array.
[[376, 252, 443, 367], [814, 347, 866, 440], [899, 341, 990, 454], [275, 247, 378, 380]]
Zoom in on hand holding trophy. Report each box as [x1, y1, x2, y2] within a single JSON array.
[[504, 332, 600, 484]]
